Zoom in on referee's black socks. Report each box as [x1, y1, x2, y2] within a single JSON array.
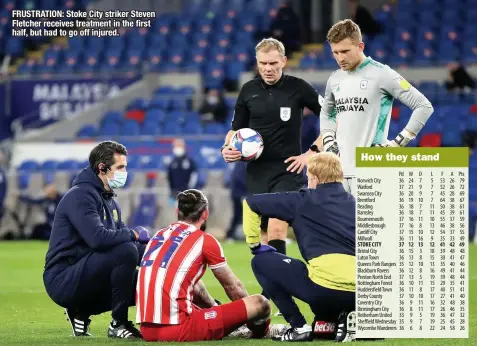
[[268, 239, 286, 256]]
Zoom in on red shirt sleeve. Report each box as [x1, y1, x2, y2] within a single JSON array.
[[203, 234, 227, 269]]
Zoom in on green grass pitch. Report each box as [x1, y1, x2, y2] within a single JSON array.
[[0, 241, 475, 345]]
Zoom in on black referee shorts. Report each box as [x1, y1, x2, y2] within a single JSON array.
[[246, 160, 306, 231]]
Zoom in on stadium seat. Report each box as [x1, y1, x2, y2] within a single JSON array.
[[76, 124, 97, 138], [17, 172, 32, 191], [162, 121, 182, 135], [107, 35, 126, 51], [120, 120, 141, 137], [128, 193, 159, 229], [138, 155, 164, 170], [183, 121, 203, 135], [125, 109, 146, 123], [141, 121, 161, 136], [125, 156, 139, 170], [17, 59, 36, 75], [144, 109, 168, 124], [68, 36, 86, 52], [419, 133, 442, 147], [466, 115, 477, 131], [57, 160, 81, 171], [102, 111, 123, 124], [43, 172, 56, 185], [149, 97, 170, 110], [18, 160, 40, 171], [177, 86, 195, 95], [127, 98, 149, 111], [169, 98, 189, 112], [203, 122, 226, 135], [6, 37, 24, 57], [101, 122, 120, 137], [441, 130, 462, 146], [41, 160, 59, 171]]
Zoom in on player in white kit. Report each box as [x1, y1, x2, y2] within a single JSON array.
[[319, 19, 434, 196]]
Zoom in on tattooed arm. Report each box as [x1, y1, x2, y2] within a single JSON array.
[[212, 264, 249, 301], [192, 280, 217, 308]]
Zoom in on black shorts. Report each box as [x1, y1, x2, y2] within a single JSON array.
[[246, 160, 306, 231]]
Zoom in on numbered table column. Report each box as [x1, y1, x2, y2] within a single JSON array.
[[446, 170, 459, 333], [405, 169, 418, 333], [454, 169, 469, 336]]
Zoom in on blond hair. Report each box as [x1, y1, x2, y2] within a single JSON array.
[[307, 152, 344, 184], [255, 38, 285, 57], [327, 19, 362, 44]]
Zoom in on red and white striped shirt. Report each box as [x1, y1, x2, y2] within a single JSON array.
[[136, 221, 227, 325]]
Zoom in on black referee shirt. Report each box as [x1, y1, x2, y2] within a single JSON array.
[[231, 74, 322, 161]]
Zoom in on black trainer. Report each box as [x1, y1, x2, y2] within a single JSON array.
[[272, 325, 313, 342], [334, 311, 356, 342], [64, 308, 91, 337], [107, 320, 142, 339]]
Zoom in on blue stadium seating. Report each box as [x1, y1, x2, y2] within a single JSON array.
[[1, 0, 92, 60], [76, 124, 97, 138], [17, 172, 31, 191], [5, 0, 477, 215], [299, 0, 477, 68], [71, 78, 477, 167], [41, 160, 59, 171], [57, 159, 81, 171], [9, 0, 281, 83], [18, 160, 40, 171], [5, 0, 477, 74], [128, 193, 159, 229]]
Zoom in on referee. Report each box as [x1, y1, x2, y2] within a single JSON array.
[[221, 38, 322, 256]]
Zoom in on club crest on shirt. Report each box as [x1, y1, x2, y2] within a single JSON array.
[[113, 209, 118, 222], [280, 107, 291, 121], [205, 311, 217, 320], [360, 79, 368, 89]]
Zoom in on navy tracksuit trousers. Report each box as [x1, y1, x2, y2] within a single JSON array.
[[251, 252, 355, 328], [44, 242, 146, 322]]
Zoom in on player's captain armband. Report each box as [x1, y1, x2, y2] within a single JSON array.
[[321, 131, 340, 156], [395, 76, 411, 91]]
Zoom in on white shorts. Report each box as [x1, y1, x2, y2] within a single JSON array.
[[342, 177, 356, 197]]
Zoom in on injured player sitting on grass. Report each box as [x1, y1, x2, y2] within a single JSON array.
[[135, 189, 287, 342]]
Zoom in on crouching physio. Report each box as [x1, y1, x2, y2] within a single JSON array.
[[243, 152, 357, 342]]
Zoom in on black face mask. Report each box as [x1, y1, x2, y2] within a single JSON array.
[[200, 221, 207, 232]]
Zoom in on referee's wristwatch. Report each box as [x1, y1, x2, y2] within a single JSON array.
[[309, 144, 320, 153]]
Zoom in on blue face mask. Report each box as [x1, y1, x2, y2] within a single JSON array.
[[108, 171, 128, 189]]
